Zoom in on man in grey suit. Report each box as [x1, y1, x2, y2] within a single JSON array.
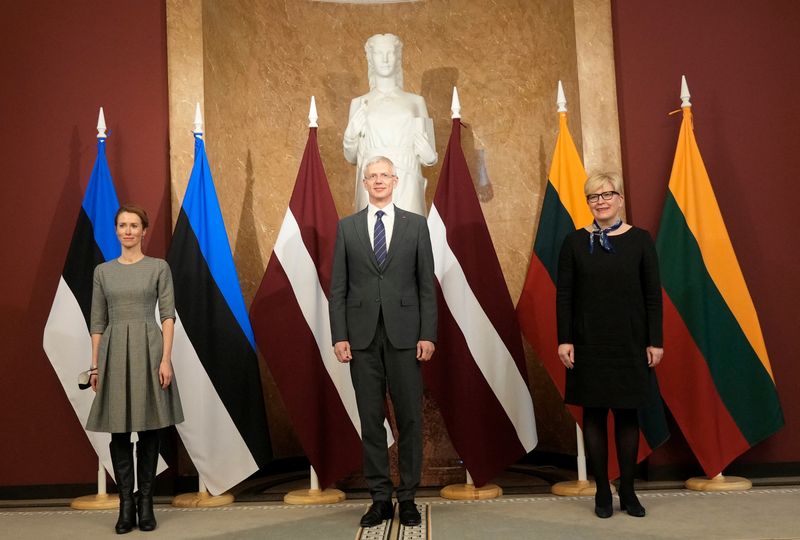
[[330, 156, 436, 528]]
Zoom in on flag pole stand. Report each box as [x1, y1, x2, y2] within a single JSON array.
[[551, 424, 615, 496], [284, 466, 346, 504], [686, 473, 751, 492], [440, 470, 502, 500], [172, 476, 235, 507], [71, 460, 119, 510]]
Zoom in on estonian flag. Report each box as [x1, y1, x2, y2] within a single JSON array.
[[168, 131, 272, 495], [43, 127, 167, 479]]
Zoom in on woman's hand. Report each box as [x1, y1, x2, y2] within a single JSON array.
[[558, 343, 575, 369], [647, 346, 663, 367], [90, 372, 98, 392], [159, 361, 173, 389]]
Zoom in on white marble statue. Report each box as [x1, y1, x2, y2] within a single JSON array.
[[343, 33, 437, 215]]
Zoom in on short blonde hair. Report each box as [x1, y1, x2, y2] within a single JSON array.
[[363, 155, 396, 178], [584, 172, 623, 196]]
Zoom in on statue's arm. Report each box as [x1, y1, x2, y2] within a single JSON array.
[[343, 97, 363, 164], [412, 95, 437, 166]]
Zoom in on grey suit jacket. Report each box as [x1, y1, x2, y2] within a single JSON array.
[[329, 206, 437, 350]]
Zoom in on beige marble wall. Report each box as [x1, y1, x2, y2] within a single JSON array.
[[166, 0, 204, 224], [167, 0, 623, 470], [573, 0, 622, 179]]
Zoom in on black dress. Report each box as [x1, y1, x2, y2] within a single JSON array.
[[556, 226, 662, 408]]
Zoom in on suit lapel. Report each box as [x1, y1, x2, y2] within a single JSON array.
[[384, 207, 409, 269], [354, 208, 380, 271]]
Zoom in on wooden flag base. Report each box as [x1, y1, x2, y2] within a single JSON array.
[[284, 488, 346, 505], [440, 483, 502, 500], [70, 493, 119, 510], [685, 475, 752, 492], [551, 480, 617, 497], [172, 491, 235, 508]]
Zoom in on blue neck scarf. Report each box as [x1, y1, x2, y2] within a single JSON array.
[[589, 219, 623, 254]]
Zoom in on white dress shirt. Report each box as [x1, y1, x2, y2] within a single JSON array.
[[367, 202, 395, 251]]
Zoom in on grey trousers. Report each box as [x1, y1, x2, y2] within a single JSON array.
[[350, 315, 423, 502]]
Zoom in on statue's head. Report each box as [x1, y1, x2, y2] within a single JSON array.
[[365, 33, 403, 90]]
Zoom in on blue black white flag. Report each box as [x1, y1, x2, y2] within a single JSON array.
[[43, 133, 168, 479], [167, 133, 271, 495]]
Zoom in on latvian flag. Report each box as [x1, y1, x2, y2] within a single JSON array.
[[43, 133, 168, 478], [167, 132, 272, 495], [426, 118, 538, 487], [656, 100, 783, 476], [249, 126, 365, 488]]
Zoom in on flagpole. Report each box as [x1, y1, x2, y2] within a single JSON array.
[[674, 76, 750, 493], [71, 458, 119, 510], [436, 88, 503, 501], [69, 108, 118, 511], [280, 98, 347, 506], [541, 83, 605, 498]]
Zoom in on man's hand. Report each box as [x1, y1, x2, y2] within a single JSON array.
[[334, 341, 353, 363], [558, 343, 575, 369], [416, 340, 435, 361], [647, 346, 663, 367]]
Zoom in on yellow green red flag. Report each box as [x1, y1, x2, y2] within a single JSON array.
[[656, 106, 784, 476]]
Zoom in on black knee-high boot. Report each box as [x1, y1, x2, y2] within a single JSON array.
[[136, 430, 160, 531], [583, 407, 612, 518], [110, 433, 136, 534], [613, 408, 645, 517]]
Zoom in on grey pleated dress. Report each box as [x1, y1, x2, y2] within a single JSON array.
[[86, 256, 184, 433]]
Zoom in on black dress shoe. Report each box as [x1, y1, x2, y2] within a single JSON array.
[[620, 499, 646, 517], [594, 489, 613, 519], [398, 500, 421, 527], [594, 503, 613, 518], [360, 500, 393, 527]]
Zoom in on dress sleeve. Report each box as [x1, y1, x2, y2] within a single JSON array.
[[640, 230, 663, 347], [90, 265, 108, 334], [158, 260, 176, 322], [556, 233, 575, 344]]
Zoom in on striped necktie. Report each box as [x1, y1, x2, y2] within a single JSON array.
[[374, 210, 387, 267]]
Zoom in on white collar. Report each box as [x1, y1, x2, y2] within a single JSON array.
[[368, 203, 395, 218]]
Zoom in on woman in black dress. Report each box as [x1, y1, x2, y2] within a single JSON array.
[[556, 172, 663, 518]]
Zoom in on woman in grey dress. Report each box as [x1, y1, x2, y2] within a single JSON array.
[[86, 204, 183, 534]]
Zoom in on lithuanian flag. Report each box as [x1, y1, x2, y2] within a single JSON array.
[[656, 103, 784, 477], [517, 92, 669, 475]]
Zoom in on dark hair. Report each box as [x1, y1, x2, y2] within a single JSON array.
[[115, 204, 149, 229]]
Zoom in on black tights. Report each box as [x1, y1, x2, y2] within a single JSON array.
[[111, 430, 158, 445], [583, 407, 639, 505]]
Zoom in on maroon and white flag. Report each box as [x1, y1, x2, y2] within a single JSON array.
[[425, 119, 537, 487], [249, 126, 369, 487]]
